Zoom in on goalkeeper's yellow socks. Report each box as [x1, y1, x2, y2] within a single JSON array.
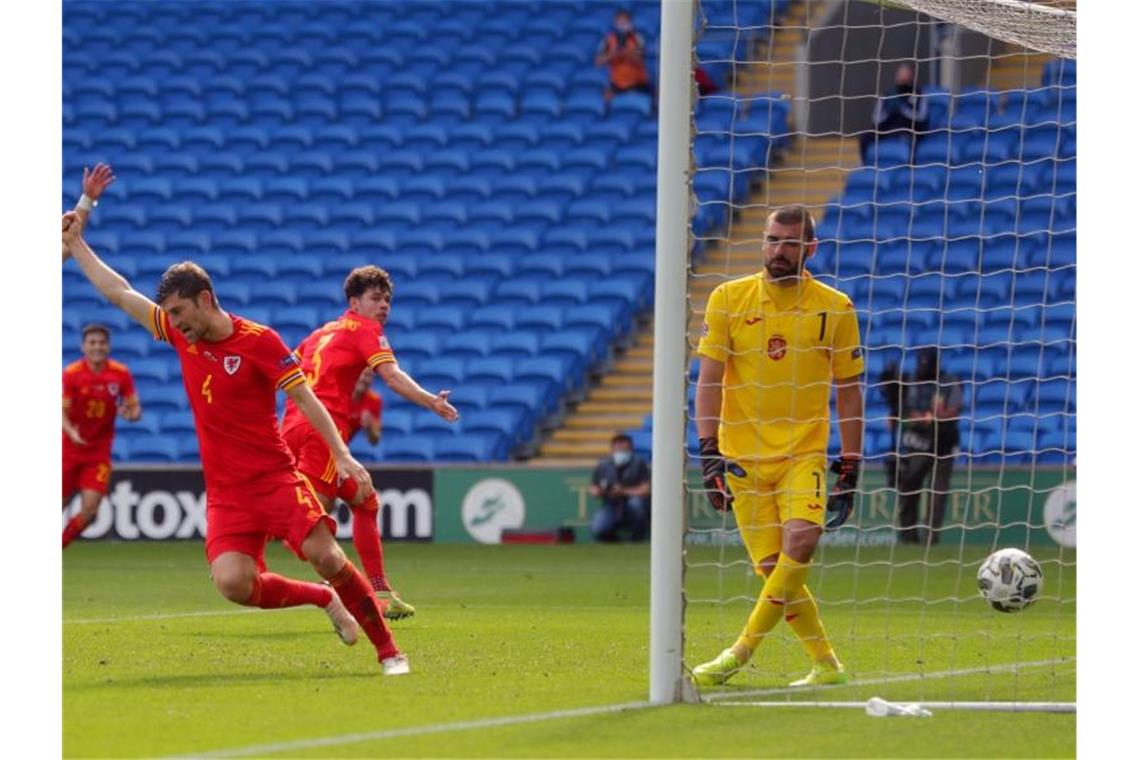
[[734, 553, 812, 655], [783, 584, 836, 663]]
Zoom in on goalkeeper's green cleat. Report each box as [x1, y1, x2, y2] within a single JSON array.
[[789, 659, 849, 687], [692, 649, 746, 686], [378, 591, 416, 621]]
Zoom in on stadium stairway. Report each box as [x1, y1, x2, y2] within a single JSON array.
[[536, 0, 821, 464]]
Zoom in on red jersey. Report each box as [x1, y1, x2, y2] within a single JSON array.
[[346, 389, 382, 442], [62, 358, 137, 462], [149, 305, 307, 495], [281, 309, 395, 437]]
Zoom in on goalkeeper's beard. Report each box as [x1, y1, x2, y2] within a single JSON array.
[[765, 256, 805, 282]]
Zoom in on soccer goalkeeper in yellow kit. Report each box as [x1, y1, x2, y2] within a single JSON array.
[[692, 205, 864, 687]]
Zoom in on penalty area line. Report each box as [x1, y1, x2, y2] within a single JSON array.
[[167, 701, 655, 759], [64, 609, 263, 624], [701, 657, 1076, 702], [64, 603, 634, 624]]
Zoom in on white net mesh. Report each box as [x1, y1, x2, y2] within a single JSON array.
[[682, 0, 1075, 709], [889, 0, 1076, 60]]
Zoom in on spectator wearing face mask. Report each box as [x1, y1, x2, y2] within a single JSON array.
[[595, 7, 653, 104], [860, 62, 929, 162], [588, 433, 652, 543], [894, 348, 962, 545]]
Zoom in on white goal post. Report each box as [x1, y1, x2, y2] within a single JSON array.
[[649, 0, 695, 706], [649, 0, 1076, 710]]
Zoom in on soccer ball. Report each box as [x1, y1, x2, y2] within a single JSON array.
[[976, 548, 1043, 612]]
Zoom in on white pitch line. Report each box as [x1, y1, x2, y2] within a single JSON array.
[[716, 700, 1076, 713], [64, 603, 638, 624], [166, 701, 654, 759], [64, 609, 262, 624], [701, 657, 1075, 701], [166, 657, 1073, 758]]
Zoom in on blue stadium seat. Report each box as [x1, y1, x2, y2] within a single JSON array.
[[411, 409, 457, 437], [380, 433, 435, 463], [446, 386, 491, 415], [540, 329, 603, 368], [536, 280, 588, 307], [513, 305, 563, 332], [462, 408, 525, 445], [129, 436, 181, 463], [488, 382, 549, 425], [381, 409, 415, 437], [395, 282, 440, 310], [438, 279, 493, 310], [390, 330, 441, 362], [414, 306, 464, 332], [273, 306, 320, 332], [110, 332, 155, 360], [440, 332, 493, 361], [489, 332, 539, 360], [434, 433, 506, 462]]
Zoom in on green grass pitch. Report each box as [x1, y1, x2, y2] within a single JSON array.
[[63, 542, 1074, 758]]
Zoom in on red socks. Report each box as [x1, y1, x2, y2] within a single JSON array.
[[328, 560, 399, 661], [351, 494, 391, 593], [62, 513, 91, 548], [246, 573, 333, 609]]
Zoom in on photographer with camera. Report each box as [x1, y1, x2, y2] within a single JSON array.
[[594, 7, 652, 104], [588, 433, 651, 543]]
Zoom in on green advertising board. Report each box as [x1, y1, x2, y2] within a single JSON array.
[[433, 466, 1076, 548]]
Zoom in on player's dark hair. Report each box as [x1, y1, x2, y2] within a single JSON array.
[[344, 265, 394, 302], [611, 433, 634, 447], [770, 205, 816, 242], [81, 323, 110, 341], [156, 261, 218, 307]]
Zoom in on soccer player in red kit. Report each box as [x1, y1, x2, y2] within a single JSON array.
[[61, 212, 410, 676], [347, 369, 383, 446], [282, 266, 459, 620], [62, 324, 142, 548]]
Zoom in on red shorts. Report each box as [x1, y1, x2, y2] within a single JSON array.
[[282, 423, 340, 499], [62, 457, 111, 500], [204, 476, 336, 572]]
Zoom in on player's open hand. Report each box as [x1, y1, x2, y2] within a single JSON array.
[[83, 163, 116, 202], [336, 453, 373, 496], [431, 390, 460, 422]]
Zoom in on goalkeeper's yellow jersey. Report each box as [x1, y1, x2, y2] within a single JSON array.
[[696, 270, 864, 462]]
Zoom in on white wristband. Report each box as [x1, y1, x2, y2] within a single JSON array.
[[77, 194, 96, 212]]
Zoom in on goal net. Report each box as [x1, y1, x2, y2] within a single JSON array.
[[656, 0, 1076, 711]]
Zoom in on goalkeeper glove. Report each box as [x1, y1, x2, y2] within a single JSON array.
[[699, 437, 745, 512], [826, 456, 861, 530]]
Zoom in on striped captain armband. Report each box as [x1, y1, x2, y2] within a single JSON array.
[[151, 305, 171, 343], [277, 368, 307, 392]]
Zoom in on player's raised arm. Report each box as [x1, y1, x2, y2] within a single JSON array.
[[62, 211, 158, 331], [63, 164, 115, 260], [375, 363, 459, 421], [285, 381, 373, 492]]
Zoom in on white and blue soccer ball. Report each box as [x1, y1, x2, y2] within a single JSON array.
[[976, 548, 1043, 613]]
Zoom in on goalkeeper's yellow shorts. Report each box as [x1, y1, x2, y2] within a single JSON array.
[[725, 453, 828, 570]]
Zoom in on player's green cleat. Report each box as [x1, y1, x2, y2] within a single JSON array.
[[789, 659, 849, 687], [378, 591, 416, 621], [691, 648, 746, 686]]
